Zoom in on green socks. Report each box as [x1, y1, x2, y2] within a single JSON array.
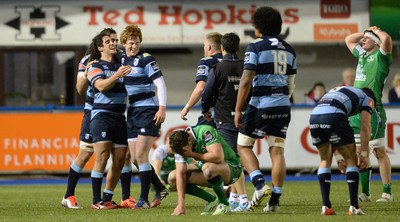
[[359, 168, 371, 196], [186, 184, 216, 203]]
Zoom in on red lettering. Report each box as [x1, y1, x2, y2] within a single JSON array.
[[183, 10, 202, 25], [284, 8, 299, 24], [158, 6, 182, 25], [386, 122, 400, 151], [103, 10, 120, 26], [227, 5, 248, 25], [124, 6, 145, 25], [83, 6, 103, 25], [248, 5, 257, 17], [301, 127, 318, 154], [204, 9, 226, 29]]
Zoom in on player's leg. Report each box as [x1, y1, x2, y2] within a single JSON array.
[[62, 142, 93, 209], [317, 142, 335, 215], [373, 145, 393, 202], [265, 142, 285, 212], [91, 141, 112, 208], [119, 148, 136, 208]]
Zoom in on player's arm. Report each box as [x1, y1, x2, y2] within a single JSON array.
[[171, 160, 187, 216], [76, 60, 98, 95], [234, 69, 255, 128], [181, 80, 206, 120], [93, 65, 131, 92], [358, 110, 372, 170], [345, 32, 364, 53], [185, 143, 224, 164], [152, 146, 167, 184], [153, 76, 167, 125]]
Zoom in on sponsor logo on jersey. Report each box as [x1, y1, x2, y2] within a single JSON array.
[[203, 131, 215, 143], [244, 52, 250, 62], [150, 61, 160, 72], [197, 65, 206, 75]]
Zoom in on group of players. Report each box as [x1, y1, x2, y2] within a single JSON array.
[[61, 6, 394, 216]]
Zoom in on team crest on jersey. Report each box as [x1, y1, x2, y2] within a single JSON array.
[[101, 131, 107, 138], [197, 65, 206, 75], [102, 65, 109, 70], [244, 52, 250, 62], [134, 58, 139, 66], [202, 131, 215, 143], [367, 57, 375, 62]]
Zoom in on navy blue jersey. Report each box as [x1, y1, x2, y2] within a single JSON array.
[[195, 53, 223, 83], [311, 86, 375, 116], [87, 60, 127, 118], [121, 50, 163, 107], [78, 55, 94, 111], [244, 36, 296, 109]]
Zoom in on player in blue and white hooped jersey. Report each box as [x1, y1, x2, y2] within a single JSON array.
[[234, 7, 297, 213], [180, 32, 223, 127], [86, 31, 132, 210], [120, 25, 168, 209], [62, 28, 136, 209], [309, 86, 376, 215]]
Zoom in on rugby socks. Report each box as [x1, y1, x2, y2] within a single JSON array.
[[250, 170, 265, 190], [65, 162, 83, 198], [120, 165, 132, 200], [102, 189, 114, 202], [383, 184, 392, 194], [269, 187, 282, 206], [151, 165, 166, 192], [186, 184, 216, 203], [138, 162, 152, 202], [239, 194, 249, 205], [229, 192, 239, 203], [317, 168, 332, 208], [208, 176, 229, 205], [359, 167, 371, 196], [346, 166, 360, 209], [91, 171, 104, 204]]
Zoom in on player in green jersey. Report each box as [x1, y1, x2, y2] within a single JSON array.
[[169, 125, 242, 216], [344, 26, 393, 202]]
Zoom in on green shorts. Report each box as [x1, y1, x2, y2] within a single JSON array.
[[349, 106, 386, 143], [194, 157, 242, 185]]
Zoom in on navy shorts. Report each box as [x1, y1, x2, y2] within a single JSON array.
[[79, 109, 92, 143], [216, 122, 239, 154], [240, 105, 291, 139], [90, 112, 128, 145], [127, 106, 161, 139], [309, 113, 354, 147]]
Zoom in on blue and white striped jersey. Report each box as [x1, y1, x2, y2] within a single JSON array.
[[244, 36, 297, 109], [87, 60, 127, 118], [121, 50, 163, 107], [78, 54, 94, 111], [311, 86, 375, 116], [195, 53, 223, 83]]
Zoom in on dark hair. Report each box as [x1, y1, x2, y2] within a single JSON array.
[[85, 28, 117, 62], [221, 32, 240, 54], [361, 87, 377, 105], [169, 130, 190, 154], [252, 6, 282, 36]]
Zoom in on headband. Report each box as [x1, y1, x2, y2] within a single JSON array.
[[364, 30, 381, 46]]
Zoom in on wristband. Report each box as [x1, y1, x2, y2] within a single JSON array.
[[184, 103, 190, 110]]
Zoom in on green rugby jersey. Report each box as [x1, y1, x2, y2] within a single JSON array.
[[352, 45, 392, 106], [190, 125, 239, 162]]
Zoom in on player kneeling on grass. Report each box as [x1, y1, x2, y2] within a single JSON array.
[[309, 86, 376, 216], [169, 125, 243, 216]]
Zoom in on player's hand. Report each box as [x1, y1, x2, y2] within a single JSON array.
[[358, 156, 370, 170], [203, 111, 212, 121], [337, 160, 346, 174], [181, 107, 189, 121], [234, 111, 243, 129], [154, 106, 166, 126], [171, 205, 186, 216], [117, 65, 131, 78]]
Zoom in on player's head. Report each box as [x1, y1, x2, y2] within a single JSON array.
[[87, 31, 114, 61], [120, 25, 142, 56], [169, 130, 193, 155], [252, 6, 282, 37], [204, 32, 222, 57], [362, 30, 381, 52], [361, 87, 377, 108], [221, 32, 240, 54]]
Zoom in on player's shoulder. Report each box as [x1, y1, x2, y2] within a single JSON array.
[[250, 38, 264, 44]]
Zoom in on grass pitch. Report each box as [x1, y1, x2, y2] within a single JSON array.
[[0, 179, 398, 222]]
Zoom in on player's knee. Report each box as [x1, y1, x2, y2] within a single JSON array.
[[202, 163, 216, 179], [168, 170, 177, 186], [237, 133, 256, 147], [268, 136, 285, 149], [373, 148, 387, 159]]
